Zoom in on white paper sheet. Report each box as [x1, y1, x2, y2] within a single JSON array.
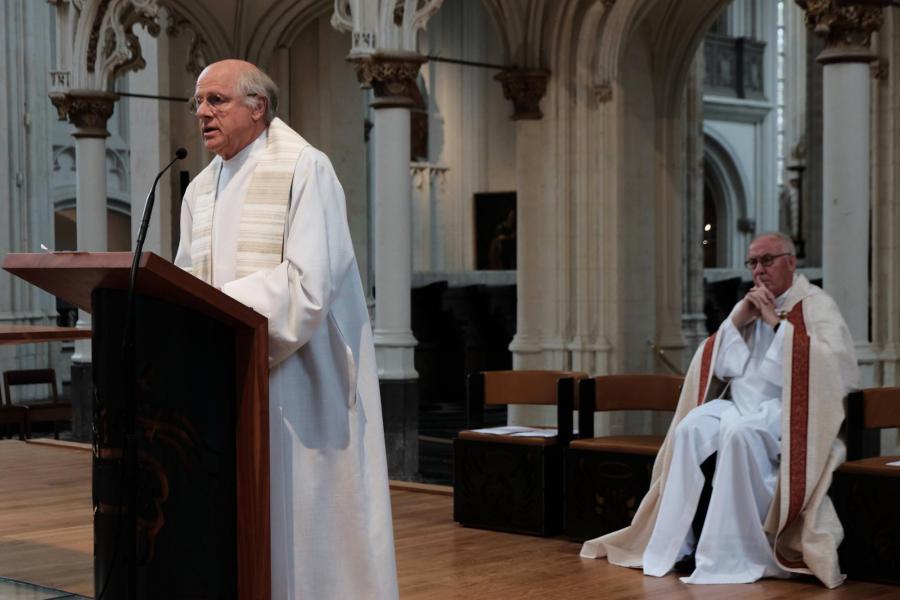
[[468, 426, 570, 438]]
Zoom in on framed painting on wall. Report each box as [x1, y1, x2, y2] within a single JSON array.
[[474, 192, 516, 270]]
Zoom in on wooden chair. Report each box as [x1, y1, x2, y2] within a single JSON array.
[[453, 370, 586, 536], [0, 403, 27, 440], [830, 387, 900, 584], [564, 374, 683, 541], [3, 368, 71, 440]]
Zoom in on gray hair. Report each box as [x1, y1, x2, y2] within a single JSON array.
[[236, 66, 279, 124], [752, 231, 796, 255]]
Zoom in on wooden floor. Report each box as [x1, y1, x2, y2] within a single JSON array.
[[1, 440, 898, 599]]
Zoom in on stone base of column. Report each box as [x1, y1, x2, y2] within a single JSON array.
[[374, 338, 418, 379], [510, 333, 543, 370], [380, 378, 419, 481], [70, 361, 92, 442]]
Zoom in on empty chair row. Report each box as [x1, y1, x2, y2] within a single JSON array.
[[453, 370, 682, 539]]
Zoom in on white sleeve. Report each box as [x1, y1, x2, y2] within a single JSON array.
[[221, 148, 354, 367], [714, 317, 751, 380]]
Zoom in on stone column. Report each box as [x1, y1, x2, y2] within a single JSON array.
[[130, 28, 173, 258], [799, 0, 883, 384], [683, 54, 707, 356], [352, 52, 424, 479], [50, 90, 117, 363], [496, 69, 550, 426], [496, 69, 549, 372]]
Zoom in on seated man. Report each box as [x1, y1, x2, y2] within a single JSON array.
[[581, 232, 859, 588]]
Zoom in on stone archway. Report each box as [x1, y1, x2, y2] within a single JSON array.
[[703, 130, 751, 269]]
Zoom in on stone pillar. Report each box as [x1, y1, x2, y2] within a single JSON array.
[[496, 69, 551, 426], [50, 90, 117, 364], [352, 52, 424, 479], [130, 28, 173, 258], [496, 69, 549, 373], [683, 54, 707, 357], [799, 0, 883, 384]]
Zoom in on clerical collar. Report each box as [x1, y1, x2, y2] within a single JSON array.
[[221, 128, 268, 168], [216, 129, 268, 197], [775, 286, 790, 310]]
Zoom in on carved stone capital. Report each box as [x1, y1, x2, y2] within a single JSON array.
[[49, 90, 118, 138], [350, 52, 426, 108], [797, 0, 883, 55], [872, 57, 889, 81], [594, 83, 613, 104], [494, 69, 550, 120]]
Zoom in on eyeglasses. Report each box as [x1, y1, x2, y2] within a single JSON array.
[[744, 252, 792, 270], [188, 92, 257, 115]]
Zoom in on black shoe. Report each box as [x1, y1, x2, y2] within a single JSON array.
[[673, 554, 696, 575]]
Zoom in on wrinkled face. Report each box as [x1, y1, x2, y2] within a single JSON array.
[[747, 235, 796, 297], [193, 63, 265, 160]]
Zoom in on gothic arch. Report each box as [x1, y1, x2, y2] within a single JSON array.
[[703, 129, 751, 268], [480, 0, 561, 68], [59, 0, 225, 92], [161, 0, 229, 68], [162, 1, 229, 59], [244, 0, 332, 68], [589, 0, 731, 112]]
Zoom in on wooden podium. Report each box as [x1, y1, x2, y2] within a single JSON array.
[[3, 251, 270, 600]]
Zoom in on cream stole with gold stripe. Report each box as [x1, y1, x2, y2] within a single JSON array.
[[188, 118, 310, 283]]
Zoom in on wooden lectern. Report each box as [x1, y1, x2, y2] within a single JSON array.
[[3, 251, 270, 600]]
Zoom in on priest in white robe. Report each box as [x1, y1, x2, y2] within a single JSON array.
[[581, 232, 858, 588], [174, 59, 399, 599]]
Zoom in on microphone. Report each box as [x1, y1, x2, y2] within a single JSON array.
[[124, 148, 188, 345], [134, 147, 188, 262]]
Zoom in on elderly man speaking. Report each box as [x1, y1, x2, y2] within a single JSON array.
[[581, 232, 858, 588], [174, 59, 398, 599]]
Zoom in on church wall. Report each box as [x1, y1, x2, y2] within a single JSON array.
[[287, 16, 369, 292], [484, 30, 516, 194], [699, 0, 778, 260], [783, 1, 807, 193], [165, 24, 216, 259], [422, 0, 516, 272], [872, 11, 900, 453], [126, 26, 174, 259], [753, 0, 779, 235], [0, 0, 62, 383], [703, 118, 757, 264], [683, 57, 708, 355], [618, 26, 657, 378]]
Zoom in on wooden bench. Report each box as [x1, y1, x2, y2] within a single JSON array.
[[453, 370, 586, 536], [830, 387, 900, 585], [564, 374, 683, 541]]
